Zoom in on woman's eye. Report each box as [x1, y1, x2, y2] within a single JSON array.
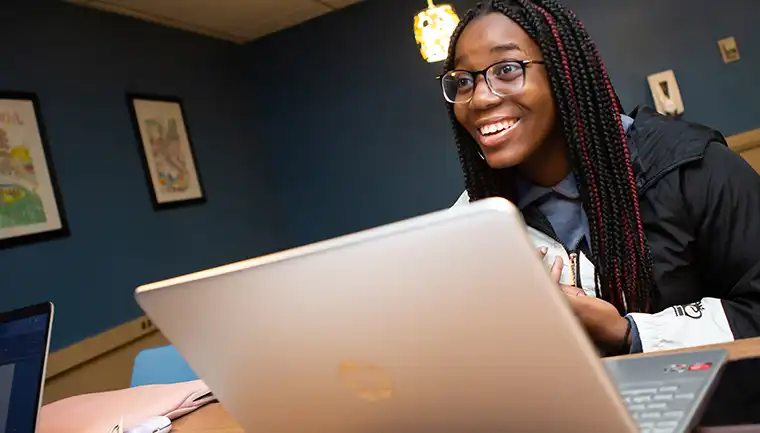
[[457, 77, 473, 88], [495, 63, 519, 76]]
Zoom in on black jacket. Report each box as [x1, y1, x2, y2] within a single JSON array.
[[532, 106, 760, 351]]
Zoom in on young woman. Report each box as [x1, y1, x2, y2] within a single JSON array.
[[444, 0, 760, 355]]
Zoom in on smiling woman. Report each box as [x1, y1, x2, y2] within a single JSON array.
[[444, 0, 760, 356]]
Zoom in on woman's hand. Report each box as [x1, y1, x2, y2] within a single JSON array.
[[538, 248, 631, 354]]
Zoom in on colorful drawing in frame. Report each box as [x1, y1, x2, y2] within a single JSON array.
[[127, 94, 205, 209], [0, 92, 68, 249]]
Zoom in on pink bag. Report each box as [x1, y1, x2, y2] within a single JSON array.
[[38, 380, 215, 433]]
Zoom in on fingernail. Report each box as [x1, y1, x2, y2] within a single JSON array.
[[539, 247, 548, 254]]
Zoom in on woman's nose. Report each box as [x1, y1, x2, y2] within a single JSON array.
[[470, 75, 501, 110]]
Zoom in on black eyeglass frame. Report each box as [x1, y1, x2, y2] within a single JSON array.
[[437, 59, 547, 104]]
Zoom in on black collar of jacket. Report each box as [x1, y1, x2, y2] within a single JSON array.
[[626, 105, 728, 196]]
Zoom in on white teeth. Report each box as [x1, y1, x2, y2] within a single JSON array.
[[479, 119, 518, 135]]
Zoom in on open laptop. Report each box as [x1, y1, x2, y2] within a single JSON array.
[[0, 302, 54, 433], [135, 198, 726, 433]]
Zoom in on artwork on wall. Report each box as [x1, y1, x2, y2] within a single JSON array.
[[0, 92, 68, 249], [127, 94, 205, 209]]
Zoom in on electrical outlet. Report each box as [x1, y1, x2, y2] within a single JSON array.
[[718, 37, 740, 63]]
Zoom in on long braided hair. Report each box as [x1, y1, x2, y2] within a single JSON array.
[[444, 0, 655, 314]]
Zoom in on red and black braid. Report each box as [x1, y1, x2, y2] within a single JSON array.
[[442, 0, 656, 314]]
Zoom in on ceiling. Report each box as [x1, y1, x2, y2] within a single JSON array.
[[65, 0, 363, 44]]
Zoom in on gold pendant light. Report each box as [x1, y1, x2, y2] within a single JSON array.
[[413, 0, 460, 63]]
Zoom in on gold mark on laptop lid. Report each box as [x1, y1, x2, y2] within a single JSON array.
[[338, 360, 393, 402]]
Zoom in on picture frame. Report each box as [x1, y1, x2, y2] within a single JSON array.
[[0, 91, 69, 249], [127, 93, 206, 209]]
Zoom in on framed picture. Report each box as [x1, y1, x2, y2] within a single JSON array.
[[0, 92, 68, 249], [127, 94, 205, 209]]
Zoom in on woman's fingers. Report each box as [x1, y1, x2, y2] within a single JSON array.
[[550, 256, 563, 283], [560, 284, 587, 296]]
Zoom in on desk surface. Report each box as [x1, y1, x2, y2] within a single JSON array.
[[172, 337, 760, 432]]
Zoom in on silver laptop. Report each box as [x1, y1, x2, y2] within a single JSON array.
[[0, 302, 54, 433], [135, 198, 726, 433]]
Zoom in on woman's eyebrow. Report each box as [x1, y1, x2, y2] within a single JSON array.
[[454, 42, 523, 68]]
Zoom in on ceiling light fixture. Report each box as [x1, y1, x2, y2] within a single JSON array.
[[413, 0, 460, 63]]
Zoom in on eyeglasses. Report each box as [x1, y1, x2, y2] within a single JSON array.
[[438, 60, 546, 104]]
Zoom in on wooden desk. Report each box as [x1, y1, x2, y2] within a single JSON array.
[[173, 404, 241, 433], [172, 337, 760, 432]]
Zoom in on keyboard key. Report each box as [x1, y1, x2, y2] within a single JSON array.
[[641, 412, 662, 419], [647, 403, 668, 410], [621, 388, 657, 396], [654, 394, 674, 401], [657, 421, 678, 428], [653, 428, 675, 433], [663, 411, 684, 419], [629, 404, 646, 411], [634, 395, 653, 403], [675, 393, 695, 400], [659, 385, 678, 392]]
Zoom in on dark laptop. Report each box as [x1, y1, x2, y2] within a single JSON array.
[[0, 302, 54, 433]]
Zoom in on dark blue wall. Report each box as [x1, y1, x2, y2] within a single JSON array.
[[241, 0, 473, 247], [244, 0, 760, 248], [1, 0, 286, 350], [563, 0, 760, 135]]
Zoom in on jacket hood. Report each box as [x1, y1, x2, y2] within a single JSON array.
[[626, 106, 728, 194]]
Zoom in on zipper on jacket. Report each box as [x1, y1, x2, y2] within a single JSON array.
[[537, 230, 585, 288], [568, 236, 584, 288], [569, 252, 577, 287], [525, 206, 585, 288], [533, 217, 579, 286]]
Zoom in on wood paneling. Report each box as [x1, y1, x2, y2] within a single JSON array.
[[727, 128, 760, 172]]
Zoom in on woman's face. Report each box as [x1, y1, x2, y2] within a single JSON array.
[[452, 13, 558, 170]]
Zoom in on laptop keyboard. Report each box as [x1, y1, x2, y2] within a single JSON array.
[[619, 380, 701, 433]]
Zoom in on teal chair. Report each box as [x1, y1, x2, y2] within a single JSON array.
[[130, 345, 198, 387]]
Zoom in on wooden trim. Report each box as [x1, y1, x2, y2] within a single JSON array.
[[46, 316, 158, 379], [727, 128, 760, 153]]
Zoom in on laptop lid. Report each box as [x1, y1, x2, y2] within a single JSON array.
[[135, 198, 638, 433], [0, 302, 54, 433]]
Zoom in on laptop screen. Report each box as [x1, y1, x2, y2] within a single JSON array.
[[0, 303, 53, 433]]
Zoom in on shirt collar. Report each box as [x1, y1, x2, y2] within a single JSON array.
[[516, 172, 579, 210]]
